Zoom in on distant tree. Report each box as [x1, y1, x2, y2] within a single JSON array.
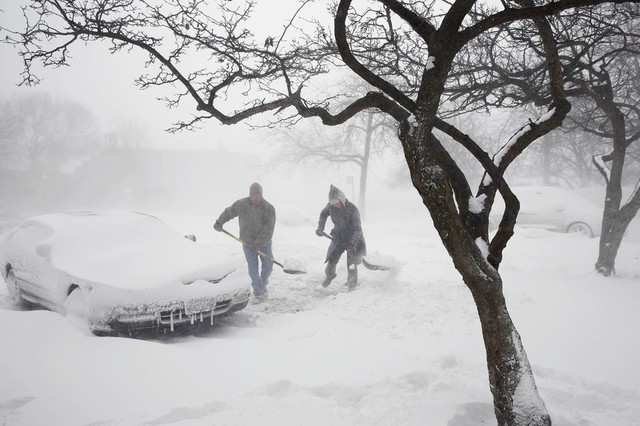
[[0, 93, 101, 170], [6, 1, 640, 424], [444, 5, 640, 276], [524, 127, 602, 187], [516, 7, 640, 275], [107, 115, 150, 149], [269, 110, 398, 217], [261, 74, 399, 217], [529, 125, 639, 189], [565, 50, 640, 275], [0, 98, 23, 169]]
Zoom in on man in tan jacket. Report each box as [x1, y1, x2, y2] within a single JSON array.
[[214, 182, 276, 301]]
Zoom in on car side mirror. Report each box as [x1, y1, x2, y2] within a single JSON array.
[[184, 234, 196, 242]]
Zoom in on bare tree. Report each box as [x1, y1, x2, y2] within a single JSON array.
[[566, 53, 640, 275], [0, 92, 101, 170], [528, 130, 603, 187], [107, 115, 150, 150], [543, 8, 640, 276], [4, 1, 639, 424], [445, 4, 640, 276], [268, 110, 397, 217], [0, 98, 23, 169]]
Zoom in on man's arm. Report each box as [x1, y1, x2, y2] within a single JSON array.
[[316, 204, 330, 234], [216, 199, 241, 227]]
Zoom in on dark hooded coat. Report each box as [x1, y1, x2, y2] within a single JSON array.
[[318, 185, 367, 263]]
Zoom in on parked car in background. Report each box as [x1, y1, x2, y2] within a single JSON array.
[[490, 186, 603, 237], [0, 211, 251, 336]]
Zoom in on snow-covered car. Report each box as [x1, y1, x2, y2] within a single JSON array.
[[490, 186, 603, 237], [0, 211, 251, 336]]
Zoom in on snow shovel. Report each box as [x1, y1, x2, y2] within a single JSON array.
[[220, 229, 307, 274], [319, 232, 393, 271]]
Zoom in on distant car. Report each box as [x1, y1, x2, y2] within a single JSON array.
[[490, 186, 603, 237], [0, 211, 251, 336]]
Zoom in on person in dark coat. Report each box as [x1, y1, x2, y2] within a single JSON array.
[[315, 184, 366, 291], [214, 182, 276, 301]]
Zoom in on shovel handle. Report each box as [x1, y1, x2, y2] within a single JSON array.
[[320, 231, 389, 271], [321, 231, 359, 258], [220, 229, 284, 268]]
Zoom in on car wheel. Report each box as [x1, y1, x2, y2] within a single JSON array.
[[567, 222, 593, 237], [64, 287, 92, 335], [6, 269, 25, 305]]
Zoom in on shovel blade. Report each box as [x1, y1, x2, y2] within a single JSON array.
[[282, 258, 307, 275], [362, 258, 392, 271]]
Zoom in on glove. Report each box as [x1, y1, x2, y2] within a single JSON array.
[[213, 221, 223, 232], [346, 244, 356, 256], [315, 229, 324, 237]]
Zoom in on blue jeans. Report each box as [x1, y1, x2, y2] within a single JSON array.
[[242, 242, 274, 297]]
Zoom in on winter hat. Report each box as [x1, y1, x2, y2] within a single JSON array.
[[328, 184, 347, 206], [249, 182, 263, 197]]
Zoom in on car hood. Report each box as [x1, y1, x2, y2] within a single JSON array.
[[17, 211, 241, 290], [58, 239, 240, 290]]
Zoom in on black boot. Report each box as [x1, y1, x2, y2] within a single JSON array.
[[322, 273, 336, 287], [323, 262, 338, 287], [347, 265, 358, 292]]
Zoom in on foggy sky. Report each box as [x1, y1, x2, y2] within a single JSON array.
[[0, 2, 376, 214], [0, 2, 261, 152]]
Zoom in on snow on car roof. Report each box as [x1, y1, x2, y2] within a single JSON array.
[[513, 186, 599, 206], [493, 186, 600, 209], [17, 211, 240, 290]]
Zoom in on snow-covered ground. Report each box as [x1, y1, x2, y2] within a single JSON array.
[[1, 202, 639, 425]]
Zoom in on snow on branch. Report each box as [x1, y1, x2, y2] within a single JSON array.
[[492, 108, 556, 170], [468, 194, 487, 214], [592, 151, 613, 182]]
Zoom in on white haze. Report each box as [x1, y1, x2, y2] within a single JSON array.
[[1, 4, 640, 424], [0, 187, 639, 425]]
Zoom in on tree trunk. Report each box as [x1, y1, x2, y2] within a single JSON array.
[[358, 112, 374, 220], [401, 125, 551, 426], [595, 227, 625, 276], [425, 197, 552, 425], [407, 171, 551, 425], [541, 135, 552, 186], [468, 275, 551, 426], [593, 105, 640, 276], [595, 185, 640, 276], [596, 181, 624, 276]]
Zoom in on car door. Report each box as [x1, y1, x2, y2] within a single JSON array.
[[4, 221, 62, 309], [516, 188, 565, 231]]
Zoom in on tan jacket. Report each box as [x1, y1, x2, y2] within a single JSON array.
[[217, 197, 276, 247]]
